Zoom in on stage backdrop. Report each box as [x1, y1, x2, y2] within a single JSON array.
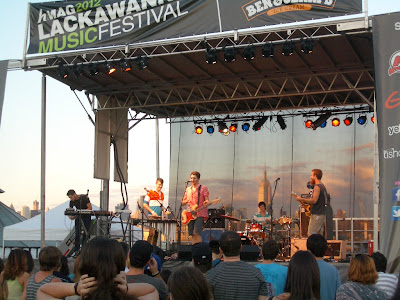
[[169, 111, 374, 224], [373, 12, 400, 273]]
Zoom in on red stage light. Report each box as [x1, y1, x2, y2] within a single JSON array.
[[371, 115, 375, 123], [305, 120, 313, 128], [229, 124, 237, 132], [332, 118, 340, 127], [195, 126, 203, 134], [344, 116, 353, 126]]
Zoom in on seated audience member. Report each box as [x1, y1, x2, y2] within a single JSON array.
[[26, 246, 63, 300], [168, 266, 212, 300], [53, 256, 73, 283], [336, 254, 390, 300], [0, 248, 30, 300], [307, 234, 341, 300], [209, 240, 222, 268], [24, 250, 35, 275], [37, 237, 158, 300], [192, 242, 212, 274], [271, 250, 320, 300], [371, 252, 398, 298], [126, 240, 168, 300], [205, 231, 273, 300], [255, 240, 288, 296]]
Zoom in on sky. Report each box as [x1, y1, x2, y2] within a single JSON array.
[[1, 0, 400, 214]]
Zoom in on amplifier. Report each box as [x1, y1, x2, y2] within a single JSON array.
[[291, 238, 347, 260], [206, 209, 225, 228]]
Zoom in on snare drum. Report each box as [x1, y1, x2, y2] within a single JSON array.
[[249, 223, 266, 239], [250, 223, 263, 232]]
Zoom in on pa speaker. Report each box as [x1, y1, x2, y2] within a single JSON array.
[[240, 245, 260, 261], [177, 245, 192, 261]]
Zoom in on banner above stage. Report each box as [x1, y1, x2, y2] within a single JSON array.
[[27, 0, 363, 55]]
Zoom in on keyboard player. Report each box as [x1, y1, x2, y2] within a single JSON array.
[[66, 189, 92, 256]]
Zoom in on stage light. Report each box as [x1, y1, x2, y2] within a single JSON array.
[[195, 126, 203, 134], [276, 115, 287, 130], [72, 64, 84, 77], [230, 123, 238, 132], [105, 61, 116, 74], [56, 64, 69, 79], [305, 120, 313, 128], [301, 39, 314, 54], [320, 121, 327, 128], [136, 56, 148, 70], [253, 116, 268, 131], [218, 121, 229, 135], [332, 118, 340, 127], [224, 47, 236, 62], [242, 122, 250, 132], [88, 63, 99, 76], [262, 42, 275, 57], [206, 48, 218, 64], [120, 58, 131, 72], [371, 115, 375, 123], [281, 41, 294, 56], [207, 125, 214, 134], [344, 116, 353, 126], [243, 45, 255, 61], [311, 112, 332, 130], [357, 115, 367, 125]]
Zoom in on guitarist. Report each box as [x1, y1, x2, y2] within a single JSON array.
[[292, 169, 327, 236], [181, 171, 209, 243]]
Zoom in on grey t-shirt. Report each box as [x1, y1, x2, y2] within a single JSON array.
[[126, 274, 168, 300]]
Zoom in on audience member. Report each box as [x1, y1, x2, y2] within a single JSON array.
[[168, 266, 212, 300], [126, 240, 168, 300], [71, 255, 81, 282], [336, 254, 389, 300], [37, 237, 158, 300], [205, 231, 273, 300], [272, 250, 320, 300], [307, 234, 341, 300], [26, 246, 63, 299], [160, 269, 171, 285], [391, 272, 400, 300], [209, 240, 222, 268], [191, 242, 212, 274], [24, 250, 34, 275], [0, 258, 3, 275], [255, 240, 288, 296], [119, 240, 130, 272], [371, 252, 398, 298], [0, 248, 30, 300], [53, 256, 73, 283]]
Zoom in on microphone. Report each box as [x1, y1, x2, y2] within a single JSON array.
[[185, 180, 191, 184], [275, 177, 280, 182]]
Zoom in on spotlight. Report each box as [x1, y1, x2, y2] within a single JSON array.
[[305, 120, 313, 128], [206, 48, 218, 64], [276, 115, 287, 130], [332, 118, 340, 127], [300, 39, 314, 54], [357, 115, 367, 125], [253, 116, 268, 131], [56, 63, 69, 79], [207, 125, 214, 134], [136, 56, 148, 70], [88, 63, 99, 76], [218, 121, 229, 135], [224, 46, 236, 62], [262, 43, 275, 57], [229, 123, 238, 132], [243, 45, 255, 61], [105, 61, 116, 74], [281, 41, 294, 56], [195, 126, 203, 134], [72, 64, 84, 77], [371, 115, 375, 123], [242, 122, 250, 132], [119, 58, 131, 72], [344, 116, 353, 126], [320, 121, 327, 128], [311, 112, 332, 130]]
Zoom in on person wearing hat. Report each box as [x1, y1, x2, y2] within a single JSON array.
[[191, 242, 212, 274], [126, 240, 168, 300]]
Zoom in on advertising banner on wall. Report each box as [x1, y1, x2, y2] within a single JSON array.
[[27, 0, 362, 55], [373, 12, 400, 272]]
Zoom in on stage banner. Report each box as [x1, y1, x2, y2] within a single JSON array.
[[27, 0, 220, 54], [218, 0, 362, 31], [373, 12, 400, 272]]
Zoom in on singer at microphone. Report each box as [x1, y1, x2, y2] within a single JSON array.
[[143, 178, 169, 218]]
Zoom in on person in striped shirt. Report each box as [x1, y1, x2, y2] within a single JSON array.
[[371, 252, 398, 298]]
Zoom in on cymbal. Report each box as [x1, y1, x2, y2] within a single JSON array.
[[220, 215, 240, 221]]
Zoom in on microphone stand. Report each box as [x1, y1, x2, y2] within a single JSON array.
[[177, 182, 189, 248], [270, 179, 279, 240], [137, 200, 146, 240]]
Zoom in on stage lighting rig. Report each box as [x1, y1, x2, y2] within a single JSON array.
[[136, 56, 148, 70], [243, 45, 255, 61], [230, 123, 238, 132], [301, 39, 314, 54], [56, 64, 69, 79], [206, 48, 218, 64], [311, 112, 332, 130], [252, 116, 268, 131], [224, 46, 236, 62], [218, 121, 230, 135], [281, 41, 295, 56], [276, 115, 287, 130], [105, 61, 116, 74], [357, 115, 367, 125], [88, 63, 99, 76], [195, 126, 203, 134], [72, 64, 84, 77], [242, 122, 250, 132], [332, 118, 340, 127], [344, 116, 353, 126], [207, 125, 215, 134], [305, 119, 313, 128], [262, 42, 275, 57], [120, 58, 132, 72]]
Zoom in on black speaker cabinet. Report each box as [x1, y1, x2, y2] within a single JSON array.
[[206, 208, 225, 228], [240, 245, 260, 261], [177, 245, 192, 261]]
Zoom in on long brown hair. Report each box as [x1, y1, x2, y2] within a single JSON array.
[[1, 249, 28, 300]]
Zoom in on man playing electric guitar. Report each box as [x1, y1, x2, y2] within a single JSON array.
[[181, 171, 209, 243], [291, 169, 327, 236]]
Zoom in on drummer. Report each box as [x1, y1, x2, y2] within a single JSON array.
[[252, 202, 271, 226]]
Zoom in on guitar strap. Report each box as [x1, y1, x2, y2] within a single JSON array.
[[197, 185, 202, 205]]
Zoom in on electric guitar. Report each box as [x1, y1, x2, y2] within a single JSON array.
[[291, 191, 311, 217], [181, 198, 221, 225]]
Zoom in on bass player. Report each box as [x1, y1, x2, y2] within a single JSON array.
[[181, 171, 209, 243]]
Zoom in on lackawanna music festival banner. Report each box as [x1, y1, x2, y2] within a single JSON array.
[[27, 0, 362, 55], [373, 12, 400, 272]]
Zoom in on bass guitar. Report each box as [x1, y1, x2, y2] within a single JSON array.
[[291, 191, 311, 217], [181, 198, 221, 225]]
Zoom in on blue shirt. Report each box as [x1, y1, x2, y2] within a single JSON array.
[[317, 259, 341, 300], [255, 263, 287, 295]]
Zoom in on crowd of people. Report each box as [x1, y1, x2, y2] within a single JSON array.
[[0, 232, 399, 300]]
